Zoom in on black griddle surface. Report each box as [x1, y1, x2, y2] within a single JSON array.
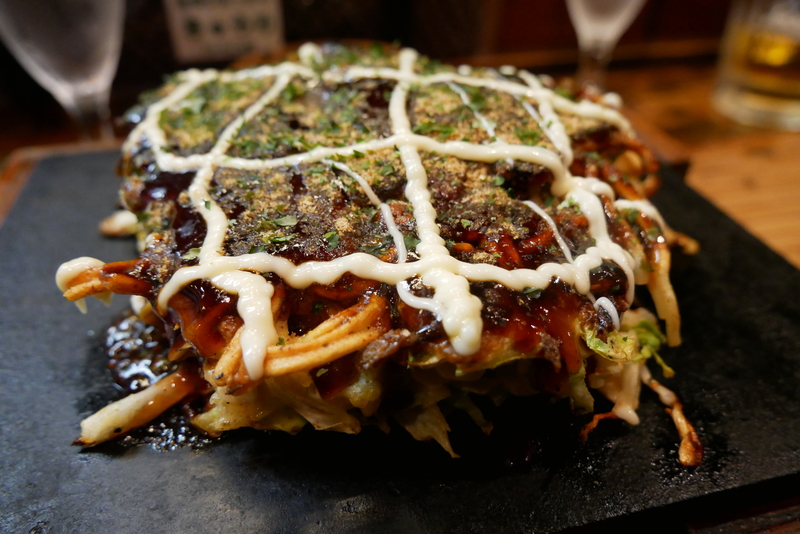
[[1, 152, 798, 533]]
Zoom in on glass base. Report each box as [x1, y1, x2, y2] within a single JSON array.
[[713, 82, 800, 131]]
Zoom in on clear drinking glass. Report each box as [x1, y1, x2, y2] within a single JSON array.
[[0, 0, 126, 140], [566, 0, 647, 90], [713, 0, 800, 130]]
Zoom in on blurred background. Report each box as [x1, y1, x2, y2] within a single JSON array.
[[0, 0, 732, 161]]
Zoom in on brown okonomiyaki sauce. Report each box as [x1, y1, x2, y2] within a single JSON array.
[[102, 308, 595, 465], [101, 271, 605, 458], [103, 138, 631, 454], [104, 312, 215, 451], [166, 279, 242, 360]]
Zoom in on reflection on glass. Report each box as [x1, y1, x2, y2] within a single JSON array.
[[0, 0, 126, 139], [566, 0, 646, 90]]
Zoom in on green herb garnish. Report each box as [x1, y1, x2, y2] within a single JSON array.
[[369, 43, 386, 59], [646, 226, 662, 242], [463, 85, 487, 112], [623, 208, 641, 225], [359, 236, 393, 257], [263, 234, 295, 244], [403, 233, 421, 250], [522, 287, 543, 298], [515, 128, 541, 146], [273, 215, 298, 227], [232, 138, 260, 154], [557, 197, 581, 213], [179, 96, 205, 114], [420, 57, 443, 75], [182, 248, 202, 260], [554, 87, 574, 100], [324, 231, 340, 248], [281, 82, 304, 102], [412, 122, 455, 141]]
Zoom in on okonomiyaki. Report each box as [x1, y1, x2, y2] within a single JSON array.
[[56, 42, 702, 465]]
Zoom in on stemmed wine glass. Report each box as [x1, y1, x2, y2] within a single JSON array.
[[0, 0, 126, 140], [566, 0, 646, 91]]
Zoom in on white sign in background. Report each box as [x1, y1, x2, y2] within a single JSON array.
[[163, 0, 284, 64]]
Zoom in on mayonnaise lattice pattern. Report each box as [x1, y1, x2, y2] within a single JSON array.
[[118, 44, 657, 380]]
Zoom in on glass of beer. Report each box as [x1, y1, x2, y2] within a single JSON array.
[[714, 0, 800, 130]]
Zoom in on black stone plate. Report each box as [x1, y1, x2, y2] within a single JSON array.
[[1, 152, 798, 534]]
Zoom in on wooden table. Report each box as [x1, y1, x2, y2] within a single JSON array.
[[0, 139, 122, 225], [607, 63, 800, 269]]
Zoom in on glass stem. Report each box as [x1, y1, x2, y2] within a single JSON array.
[[60, 89, 114, 141], [576, 44, 614, 91]]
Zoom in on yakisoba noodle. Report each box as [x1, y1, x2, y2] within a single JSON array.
[[57, 42, 702, 465]]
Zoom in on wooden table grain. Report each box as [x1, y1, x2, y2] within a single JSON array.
[[607, 64, 800, 269]]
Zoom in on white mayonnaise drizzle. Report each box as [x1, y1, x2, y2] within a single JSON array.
[[566, 186, 636, 303], [73, 44, 666, 378], [446, 81, 497, 139], [602, 92, 623, 109], [498, 65, 517, 76], [56, 257, 109, 313], [640, 364, 677, 406], [99, 209, 138, 236], [607, 361, 642, 424], [298, 42, 323, 67], [322, 159, 408, 262], [594, 296, 621, 330], [212, 270, 277, 380], [517, 70, 574, 164], [522, 201, 574, 263], [130, 295, 148, 317], [391, 48, 484, 355]]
